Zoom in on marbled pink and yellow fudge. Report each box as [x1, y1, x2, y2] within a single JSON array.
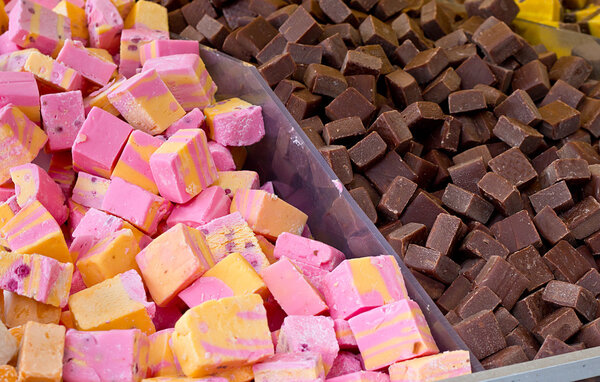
[[108, 69, 186, 135], [66, 199, 88, 235], [147, 328, 184, 378], [0, 48, 36, 71], [142, 54, 217, 112], [208, 142, 236, 172], [178, 252, 267, 308], [203, 98, 265, 146], [68, 269, 156, 334], [0, 196, 20, 239], [0, 33, 19, 56], [164, 108, 205, 138], [23, 50, 83, 91], [348, 299, 438, 371], [119, 28, 168, 78], [112, 130, 163, 195], [276, 315, 339, 373], [171, 294, 274, 377], [149, 128, 217, 203], [166, 186, 230, 229], [136, 223, 213, 307], [3, 292, 61, 328], [139, 39, 199, 66], [53, 1, 88, 44], [231, 189, 308, 240], [212, 170, 259, 197], [252, 352, 324, 382], [10, 163, 69, 225], [7, 0, 71, 57], [0, 71, 40, 123], [0, 252, 73, 308], [77, 228, 141, 287], [48, 152, 77, 196], [0, 200, 71, 263], [57, 39, 117, 86], [328, 371, 390, 382], [334, 319, 358, 350], [322, 256, 409, 320], [85, 0, 123, 54], [40, 90, 84, 152], [388, 351, 471, 382], [101, 177, 171, 235], [124, 0, 167, 31], [71, 171, 111, 209], [262, 257, 328, 316], [83, 76, 125, 115], [274, 232, 345, 271], [0, 103, 47, 184], [198, 212, 270, 273], [63, 328, 150, 382], [72, 106, 133, 178], [327, 351, 363, 378]]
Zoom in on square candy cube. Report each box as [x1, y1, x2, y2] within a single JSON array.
[[274, 232, 345, 271], [204, 97, 265, 146], [139, 39, 200, 65], [41, 91, 84, 152]]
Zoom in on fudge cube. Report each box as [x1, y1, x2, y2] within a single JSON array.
[[171, 294, 274, 377], [16, 322, 65, 381], [164, 108, 206, 138], [72, 107, 133, 178], [147, 329, 184, 378], [212, 171, 260, 197], [139, 39, 200, 65], [166, 186, 231, 228], [52, 0, 88, 44], [63, 329, 149, 382], [349, 299, 438, 370], [0, 201, 71, 263], [274, 232, 345, 271], [0, 104, 47, 184], [57, 39, 117, 86], [262, 257, 328, 316], [389, 350, 471, 381], [112, 130, 163, 195], [179, 252, 267, 308], [108, 69, 186, 135], [208, 141, 236, 171], [68, 270, 156, 334], [86, 0, 123, 54], [101, 177, 171, 235], [252, 353, 325, 381], [3, 293, 61, 328], [149, 128, 217, 203], [322, 256, 409, 320], [71, 172, 111, 209], [0, 72, 40, 123], [23, 50, 82, 91], [136, 223, 214, 306], [142, 54, 217, 111], [203, 98, 266, 146], [231, 189, 308, 240], [119, 28, 168, 78], [83, 77, 125, 115], [41, 91, 84, 152], [0, 321, 17, 365], [10, 163, 68, 225], [123, 0, 168, 31]]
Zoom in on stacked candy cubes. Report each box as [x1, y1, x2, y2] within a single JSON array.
[[0, 0, 474, 380]]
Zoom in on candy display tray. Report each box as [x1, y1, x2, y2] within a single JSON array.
[[196, 30, 600, 379]]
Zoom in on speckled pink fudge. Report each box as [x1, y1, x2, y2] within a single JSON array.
[[327, 352, 363, 379], [41, 90, 85, 152], [164, 108, 205, 138], [208, 141, 236, 171], [57, 39, 117, 86], [166, 186, 230, 228], [274, 232, 345, 271], [85, 0, 123, 54], [139, 39, 200, 65]]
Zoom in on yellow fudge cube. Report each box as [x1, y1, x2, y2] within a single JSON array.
[[53, 1, 88, 44], [0, 365, 17, 381], [3, 293, 61, 328], [77, 228, 141, 287], [212, 171, 259, 196], [110, 0, 134, 17], [124, 0, 168, 31], [517, 0, 562, 22], [136, 223, 214, 307], [148, 329, 184, 377], [171, 294, 274, 377], [215, 365, 254, 382], [69, 270, 156, 334], [17, 322, 65, 382]]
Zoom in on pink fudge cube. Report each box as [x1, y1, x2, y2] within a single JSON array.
[[48, 152, 77, 197], [0, 71, 40, 124], [328, 371, 390, 382], [149, 128, 218, 203], [292, 261, 328, 295], [164, 108, 205, 138], [67, 199, 88, 235], [101, 177, 171, 235], [41, 90, 85, 152], [208, 141, 236, 171], [253, 352, 325, 381], [8, 0, 71, 57], [0, 32, 20, 55], [70, 268, 86, 295], [322, 256, 409, 320], [71, 172, 111, 209], [10, 163, 68, 225], [85, 0, 123, 54], [63, 329, 149, 382], [277, 315, 339, 374], [260, 181, 276, 194], [72, 208, 128, 240], [274, 232, 345, 271], [57, 39, 117, 86], [139, 39, 200, 65], [166, 186, 230, 228], [119, 28, 169, 78], [348, 299, 438, 370], [328, 352, 363, 379], [72, 106, 133, 178], [262, 257, 328, 316], [204, 99, 265, 146], [333, 319, 357, 350]]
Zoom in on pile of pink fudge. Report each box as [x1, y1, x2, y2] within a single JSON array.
[[0, 0, 474, 380]]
